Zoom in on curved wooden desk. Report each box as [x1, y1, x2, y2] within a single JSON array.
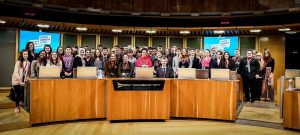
[[170, 79, 239, 121], [29, 79, 105, 124], [283, 90, 300, 130]]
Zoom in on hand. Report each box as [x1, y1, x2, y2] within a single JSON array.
[[237, 74, 241, 79], [255, 74, 260, 79], [64, 72, 68, 76]]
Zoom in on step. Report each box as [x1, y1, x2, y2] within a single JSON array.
[[236, 119, 283, 129], [0, 92, 15, 109], [0, 107, 31, 132]]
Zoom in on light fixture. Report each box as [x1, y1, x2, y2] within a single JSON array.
[[112, 29, 122, 33], [0, 19, 6, 24], [179, 30, 190, 34], [37, 24, 50, 28], [250, 29, 261, 33], [76, 27, 88, 31], [145, 30, 156, 34], [213, 30, 225, 34], [286, 31, 297, 34], [278, 28, 291, 32]]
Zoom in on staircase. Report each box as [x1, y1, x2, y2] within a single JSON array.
[[236, 101, 283, 129]]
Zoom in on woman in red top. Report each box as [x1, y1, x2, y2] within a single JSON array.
[[135, 48, 153, 67]]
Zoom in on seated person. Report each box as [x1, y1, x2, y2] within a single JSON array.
[[155, 56, 174, 78], [135, 48, 153, 67], [118, 54, 134, 78]]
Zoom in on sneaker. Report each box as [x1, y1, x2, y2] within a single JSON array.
[[19, 101, 24, 106], [15, 107, 20, 113]]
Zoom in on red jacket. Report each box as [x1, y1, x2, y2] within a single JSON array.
[[135, 56, 153, 67]]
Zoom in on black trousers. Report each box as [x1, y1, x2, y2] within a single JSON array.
[[13, 85, 24, 107], [242, 77, 256, 101], [256, 78, 263, 100]]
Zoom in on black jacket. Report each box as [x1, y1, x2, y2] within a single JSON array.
[[220, 59, 236, 71], [156, 67, 174, 78], [237, 58, 260, 79], [211, 58, 222, 69]]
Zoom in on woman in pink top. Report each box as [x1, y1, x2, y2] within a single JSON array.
[[135, 48, 153, 67], [12, 50, 30, 113], [201, 49, 212, 69]]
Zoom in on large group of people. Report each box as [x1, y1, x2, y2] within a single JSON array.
[[11, 41, 275, 112]]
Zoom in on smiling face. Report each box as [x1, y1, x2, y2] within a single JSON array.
[[29, 43, 34, 51], [58, 47, 64, 54], [39, 51, 45, 59], [65, 48, 71, 55], [86, 50, 91, 57], [22, 51, 28, 60], [45, 46, 51, 53], [247, 50, 253, 59], [51, 52, 58, 59], [123, 54, 129, 63]]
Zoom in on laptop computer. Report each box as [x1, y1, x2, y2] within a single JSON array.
[[178, 68, 196, 79], [285, 69, 300, 79], [196, 69, 209, 79], [76, 67, 97, 79], [295, 77, 300, 89], [210, 69, 230, 80], [135, 67, 154, 78], [39, 66, 61, 79]]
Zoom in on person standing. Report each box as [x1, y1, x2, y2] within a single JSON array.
[[156, 57, 174, 78], [262, 49, 275, 101], [12, 50, 30, 113], [237, 49, 260, 102]]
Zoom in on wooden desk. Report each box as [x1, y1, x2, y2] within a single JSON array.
[[276, 78, 294, 106], [170, 79, 239, 121], [106, 79, 170, 120], [283, 90, 300, 130], [29, 79, 105, 124]]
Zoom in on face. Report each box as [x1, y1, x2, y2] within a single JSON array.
[[51, 52, 58, 59], [103, 49, 108, 55], [86, 50, 91, 57], [211, 48, 216, 53], [79, 49, 85, 57], [22, 51, 28, 60], [182, 49, 187, 55], [247, 51, 253, 58], [91, 49, 95, 55], [95, 50, 101, 57], [157, 47, 163, 52], [172, 46, 177, 52], [97, 46, 103, 50], [148, 50, 152, 55], [224, 53, 229, 59], [152, 49, 157, 55], [256, 53, 262, 60], [29, 43, 34, 50], [58, 47, 63, 54], [217, 52, 221, 59], [65, 48, 71, 55], [205, 50, 210, 57], [264, 50, 269, 57], [161, 58, 167, 66], [190, 50, 195, 56], [45, 46, 50, 53], [110, 54, 116, 61], [156, 52, 162, 58], [165, 49, 170, 55], [115, 47, 120, 54], [39, 51, 45, 58], [235, 50, 240, 56], [142, 50, 147, 57], [176, 50, 181, 55], [123, 55, 129, 62]]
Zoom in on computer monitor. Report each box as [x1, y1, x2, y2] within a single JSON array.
[[76, 67, 97, 79], [285, 69, 300, 79], [211, 69, 230, 80], [38, 66, 61, 79], [135, 67, 154, 78], [178, 68, 196, 79], [196, 69, 209, 79]]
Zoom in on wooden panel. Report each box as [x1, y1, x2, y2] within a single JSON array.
[[100, 35, 114, 49], [169, 37, 183, 48], [106, 79, 170, 120], [62, 33, 77, 47], [276, 78, 294, 106], [240, 37, 256, 57], [117, 35, 131, 47], [170, 79, 238, 121], [187, 37, 200, 49], [259, 36, 285, 97], [30, 79, 105, 124], [81, 35, 96, 49], [283, 91, 300, 130]]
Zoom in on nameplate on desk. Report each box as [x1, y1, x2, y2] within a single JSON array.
[[112, 80, 165, 91]]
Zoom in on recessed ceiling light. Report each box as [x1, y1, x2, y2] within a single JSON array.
[[76, 27, 88, 31], [250, 29, 261, 33], [37, 24, 50, 28], [286, 31, 297, 34], [213, 30, 225, 34], [179, 30, 190, 34], [0, 19, 6, 24], [145, 30, 156, 34], [278, 28, 291, 32], [112, 29, 122, 33]]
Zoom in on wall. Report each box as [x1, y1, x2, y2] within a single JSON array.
[[0, 28, 16, 87], [259, 35, 285, 89]]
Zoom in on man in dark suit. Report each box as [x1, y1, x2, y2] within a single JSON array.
[[188, 49, 200, 69], [156, 57, 174, 78], [211, 51, 222, 68], [238, 49, 260, 102]]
